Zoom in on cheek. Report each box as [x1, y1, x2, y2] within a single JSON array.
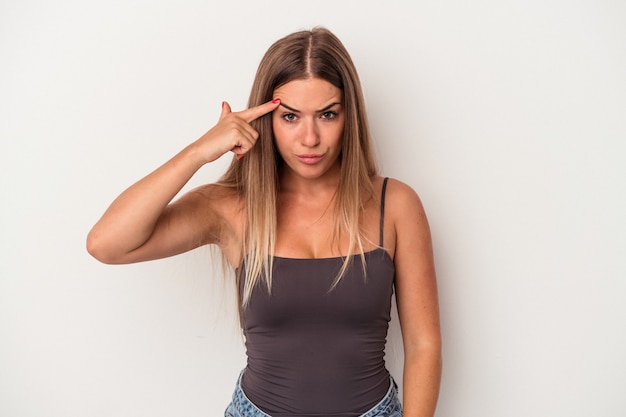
[[331, 121, 345, 144]]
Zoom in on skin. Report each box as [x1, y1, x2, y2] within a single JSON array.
[[273, 78, 344, 185], [87, 77, 441, 417], [271, 78, 348, 258]]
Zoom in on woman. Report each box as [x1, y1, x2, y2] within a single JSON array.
[[87, 27, 441, 417]]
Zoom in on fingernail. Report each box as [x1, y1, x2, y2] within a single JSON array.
[[237, 155, 244, 161], [272, 98, 280, 104], [222, 101, 225, 108]]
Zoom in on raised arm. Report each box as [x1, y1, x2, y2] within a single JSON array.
[[388, 179, 442, 417], [86, 99, 280, 265]]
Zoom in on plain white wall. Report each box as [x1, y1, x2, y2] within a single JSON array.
[[1, 1, 625, 416]]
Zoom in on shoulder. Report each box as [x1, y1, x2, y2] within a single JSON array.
[[189, 183, 243, 207], [175, 183, 244, 234], [370, 176, 430, 259], [379, 177, 430, 237], [182, 183, 245, 264], [378, 177, 426, 215], [183, 183, 244, 212]]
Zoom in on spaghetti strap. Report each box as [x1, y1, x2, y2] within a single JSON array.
[[379, 177, 389, 247]]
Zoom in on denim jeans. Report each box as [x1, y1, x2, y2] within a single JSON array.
[[224, 371, 402, 417]]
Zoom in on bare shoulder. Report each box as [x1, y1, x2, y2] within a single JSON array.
[[187, 183, 243, 211], [381, 177, 428, 224], [370, 177, 430, 260], [181, 183, 244, 234], [379, 177, 432, 255], [182, 183, 245, 263]]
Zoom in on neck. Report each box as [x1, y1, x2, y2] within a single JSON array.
[[278, 164, 341, 198]]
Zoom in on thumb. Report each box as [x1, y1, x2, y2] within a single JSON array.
[[219, 101, 232, 120]]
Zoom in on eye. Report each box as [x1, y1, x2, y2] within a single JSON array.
[[282, 113, 297, 122], [321, 111, 338, 120]]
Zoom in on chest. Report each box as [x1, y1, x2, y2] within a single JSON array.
[[242, 250, 395, 331], [274, 197, 382, 259]]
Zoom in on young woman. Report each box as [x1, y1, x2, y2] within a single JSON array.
[[87, 27, 441, 417]]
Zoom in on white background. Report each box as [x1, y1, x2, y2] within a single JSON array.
[[1, 1, 625, 416]]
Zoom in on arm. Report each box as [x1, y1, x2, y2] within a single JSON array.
[[86, 99, 280, 264], [389, 180, 442, 417]]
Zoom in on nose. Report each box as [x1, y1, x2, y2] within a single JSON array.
[[300, 119, 320, 147]]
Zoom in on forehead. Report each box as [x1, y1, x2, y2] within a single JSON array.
[[273, 78, 342, 109]]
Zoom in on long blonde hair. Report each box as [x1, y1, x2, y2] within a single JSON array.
[[218, 27, 378, 307]]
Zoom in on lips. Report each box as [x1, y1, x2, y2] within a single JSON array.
[[296, 153, 325, 165]]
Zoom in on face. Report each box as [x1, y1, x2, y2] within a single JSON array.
[[272, 77, 345, 182]]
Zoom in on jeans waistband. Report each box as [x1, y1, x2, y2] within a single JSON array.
[[227, 370, 401, 417]]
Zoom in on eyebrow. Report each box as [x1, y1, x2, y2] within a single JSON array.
[[279, 102, 342, 113]]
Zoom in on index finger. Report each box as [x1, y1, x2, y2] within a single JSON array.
[[239, 98, 281, 123]]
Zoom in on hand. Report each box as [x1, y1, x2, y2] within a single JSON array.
[[196, 98, 280, 163]]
